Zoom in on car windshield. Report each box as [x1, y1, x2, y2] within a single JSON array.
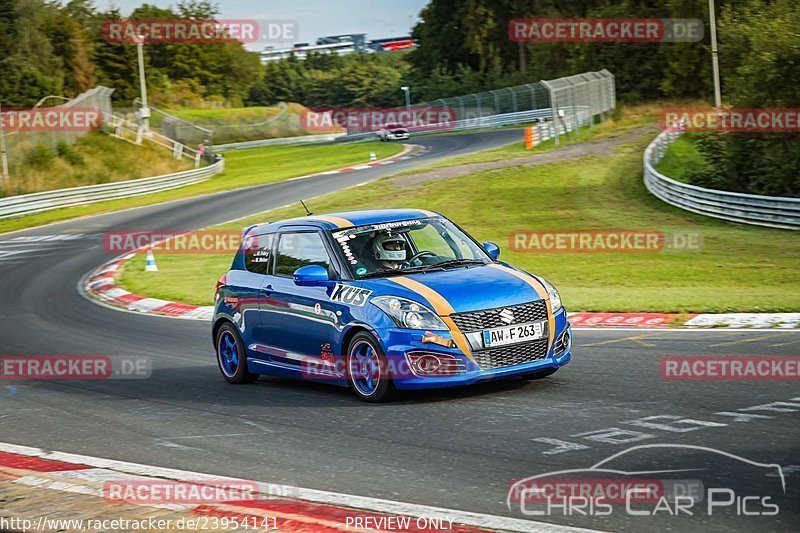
[[330, 217, 490, 278]]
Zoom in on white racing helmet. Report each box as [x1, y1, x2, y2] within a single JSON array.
[[372, 232, 406, 262]]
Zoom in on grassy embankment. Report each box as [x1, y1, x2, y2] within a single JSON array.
[[119, 105, 799, 313], [0, 140, 402, 234]]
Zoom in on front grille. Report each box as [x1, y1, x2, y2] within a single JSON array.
[[450, 300, 548, 332], [472, 338, 549, 370]]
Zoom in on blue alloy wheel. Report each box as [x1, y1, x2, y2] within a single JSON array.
[[347, 332, 394, 402], [216, 322, 258, 384]]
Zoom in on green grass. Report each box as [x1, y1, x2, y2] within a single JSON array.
[[119, 118, 800, 313], [402, 101, 668, 174], [164, 104, 340, 144], [1, 132, 191, 197], [656, 134, 708, 182], [0, 141, 402, 235]]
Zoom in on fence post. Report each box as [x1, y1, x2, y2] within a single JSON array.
[[540, 80, 559, 146], [0, 101, 9, 189]]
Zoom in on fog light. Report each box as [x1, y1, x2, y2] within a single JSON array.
[[407, 353, 465, 377], [414, 355, 441, 374]]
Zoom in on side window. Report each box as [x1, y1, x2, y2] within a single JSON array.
[[275, 232, 332, 277], [244, 233, 274, 275]]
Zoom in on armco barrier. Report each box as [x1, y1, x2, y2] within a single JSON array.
[[0, 158, 224, 220], [643, 129, 800, 230], [214, 132, 346, 152]]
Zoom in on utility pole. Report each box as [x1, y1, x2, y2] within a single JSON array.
[[135, 34, 151, 131], [400, 86, 411, 110], [708, 0, 722, 109], [0, 101, 9, 189]]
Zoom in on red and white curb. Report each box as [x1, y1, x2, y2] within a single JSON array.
[[82, 254, 214, 320], [0, 442, 598, 533], [82, 263, 800, 332], [286, 144, 427, 182], [569, 312, 800, 329]]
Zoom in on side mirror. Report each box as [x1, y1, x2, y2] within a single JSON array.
[[293, 265, 331, 286], [483, 241, 500, 261]]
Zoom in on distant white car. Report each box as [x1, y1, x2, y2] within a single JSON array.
[[376, 123, 410, 141]]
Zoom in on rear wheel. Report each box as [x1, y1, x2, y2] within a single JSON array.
[[215, 322, 258, 384], [346, 332, 394, 402]]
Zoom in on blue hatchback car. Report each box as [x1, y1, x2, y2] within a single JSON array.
[[213, 209, 571, 402]]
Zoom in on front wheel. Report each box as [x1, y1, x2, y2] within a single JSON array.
[[215, 322, 258, 384], [346, 332, 394, 402]]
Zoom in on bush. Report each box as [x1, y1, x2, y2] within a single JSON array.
[[56, 141, 85, 167], [24, 145, 55, 169]]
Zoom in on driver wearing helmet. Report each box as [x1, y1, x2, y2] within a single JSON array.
[[372, 231, 406, 270]]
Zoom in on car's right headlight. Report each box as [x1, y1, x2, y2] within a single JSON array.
[[541, 279, 563, 313], [372, 296, 447, 330]]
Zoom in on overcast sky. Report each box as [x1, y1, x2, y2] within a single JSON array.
[[106, 0, 429, 48]]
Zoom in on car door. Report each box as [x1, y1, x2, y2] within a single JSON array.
[[235, 232, 275, 356], [258, 229, 347, 372]]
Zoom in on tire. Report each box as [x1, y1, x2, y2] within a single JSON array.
[[520, 368, 558, 381], [346, 332, 394, 402], [215, 322, 258, 384]]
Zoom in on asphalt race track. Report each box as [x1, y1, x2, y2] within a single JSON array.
[[0, 129, 798, 532]]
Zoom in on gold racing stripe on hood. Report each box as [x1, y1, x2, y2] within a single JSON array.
[[388, 276, 476, 364], [488, 264, 556, 351]]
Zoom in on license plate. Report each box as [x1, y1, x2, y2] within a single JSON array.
[[482, 321, 544, 347]]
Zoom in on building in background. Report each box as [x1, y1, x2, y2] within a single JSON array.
[[260, 34, 414, 63]]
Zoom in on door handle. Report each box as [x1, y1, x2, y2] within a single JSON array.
[[261, 284, 274, 295]]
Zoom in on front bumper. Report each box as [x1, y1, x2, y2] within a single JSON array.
[[373, 308, 572, 390]]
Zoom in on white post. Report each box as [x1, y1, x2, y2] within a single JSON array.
[[135, 35, 151, 131], [400, 86, 411, 110], [708, 0, 722, 109], [0, 101, 9, 188], [541, 80, 559, 146]]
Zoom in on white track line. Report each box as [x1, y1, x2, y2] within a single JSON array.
[[0, 442, 602, 533]]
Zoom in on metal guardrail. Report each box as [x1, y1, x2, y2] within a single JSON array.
[[0, 158, 224, 220], [643, 129, 800, 230], [214, 132, 346, 152], [342, 107, 592, 142]]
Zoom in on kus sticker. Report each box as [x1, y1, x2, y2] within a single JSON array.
[[329, 284, 373, 306]]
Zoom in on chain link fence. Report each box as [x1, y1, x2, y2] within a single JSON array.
[[343, 69, 616, 140], [133, 100, 312, 148], [1, 87, 114, 174]]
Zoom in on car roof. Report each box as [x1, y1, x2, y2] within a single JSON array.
[[249, 209, 439, 234]]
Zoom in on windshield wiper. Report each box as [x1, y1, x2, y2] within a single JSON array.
[[359, 260, 484, 278], [432, 259, 485, 269], [358, 268, 404, 279], [400, 259, 484, 274]]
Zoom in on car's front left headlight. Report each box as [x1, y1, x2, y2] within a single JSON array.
[[372, 296, 447, 330], [541, 279, 563, 313]]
